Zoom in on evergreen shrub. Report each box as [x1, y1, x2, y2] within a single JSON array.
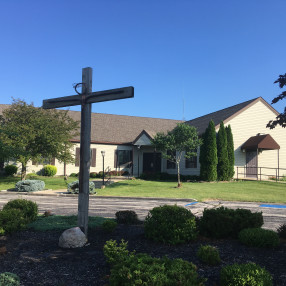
[[102, 220, 117, 233], [15, 180, 45, 192], [217, 122, 229, 181], [0, 209, 27, 234], [43, 165, 57, 176], [0, 272, 20, 286], [67, 180, 96, 194], [115, 210, 139, 224], [144, 205, 197, 244], [226, 125, 235, 179], [277, 223, 286, 239], [3, 199, 38, 223], [4, 165, 18, 176], [69, 173, 78, 177], [220, 263, 273, 286], [198, 207, 263, 239], [197, 245, 221, 265], [103, 239, 205, 286], [238, 228, 279, 248], [89, 172, 97, 178]]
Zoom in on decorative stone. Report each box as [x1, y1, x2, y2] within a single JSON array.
[[58, 227, 87, 248]]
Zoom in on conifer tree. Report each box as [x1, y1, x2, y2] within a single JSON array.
[[226, 125, 235, 179], [217, 121, 229, 181], [199, 120, 217, 181]]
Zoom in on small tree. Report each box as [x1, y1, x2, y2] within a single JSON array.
[[152, 123, 201, 187], [199, 120, 217, 181], [0, 99, 79, 180], [267, 73, 286, 129], [217, 121, 229, 181], [225, 125, 235, 179]]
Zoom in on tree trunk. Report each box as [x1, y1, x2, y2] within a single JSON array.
[[21, 162, 27, 180], [177, 161, 181, 187]]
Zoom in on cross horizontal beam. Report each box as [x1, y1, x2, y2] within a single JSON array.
[[42, 86, 134, 109]]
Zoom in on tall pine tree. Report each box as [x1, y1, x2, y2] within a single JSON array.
[[226, 125, 235, 179], [199, 120, 217, 181], [217, 121, 229, 181]]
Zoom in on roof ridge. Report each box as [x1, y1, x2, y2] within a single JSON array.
[[186, 97, 260, 123]]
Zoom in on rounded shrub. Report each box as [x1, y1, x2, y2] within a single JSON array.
[[277, 223, 286, 239], [3, 199, 38, 224], [4, 165, 18, 176], [67, 180, 96, 194], [0, 209, 27, 234], [115, 210, 139, 224], [89, 172, 98, 178], [0, 272, 20, 286], [220, 263, 273, 286], [15, 180, 45, 192], [198, 207, 263, 239], [197, 245, 221, 265], [43, 165, 57, 176], [103, 240, 205, 286], [102, 220, 117, 233], [238, 228, 279, 248], [69, 173, 78, 177], [144, 205, 198, 244]]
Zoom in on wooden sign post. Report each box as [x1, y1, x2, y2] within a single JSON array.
[[43, 67, 134, 236]]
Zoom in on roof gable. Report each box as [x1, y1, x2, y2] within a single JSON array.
[[185, 97, 279, 135]]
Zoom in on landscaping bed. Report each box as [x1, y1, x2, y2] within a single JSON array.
[[0, 224, 285, 286]]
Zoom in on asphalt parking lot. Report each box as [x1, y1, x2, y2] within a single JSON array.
[[0, 191, 285, 231]]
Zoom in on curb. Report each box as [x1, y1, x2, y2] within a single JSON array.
[[0, 190, 196, 202]]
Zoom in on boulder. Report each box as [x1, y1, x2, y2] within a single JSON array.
[[58, 227, 87, 248]]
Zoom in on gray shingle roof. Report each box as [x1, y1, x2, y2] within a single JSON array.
[[185, 97, 262, 134]]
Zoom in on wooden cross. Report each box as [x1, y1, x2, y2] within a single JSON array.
[[43, 67, 134, 236]]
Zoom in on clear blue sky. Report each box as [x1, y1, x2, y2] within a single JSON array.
[[1, 0, 285, 121]]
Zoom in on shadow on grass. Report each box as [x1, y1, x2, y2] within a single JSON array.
[[106, 182, 142, 189]]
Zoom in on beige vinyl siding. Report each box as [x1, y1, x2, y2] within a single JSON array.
[[224, 100, 286, 179]]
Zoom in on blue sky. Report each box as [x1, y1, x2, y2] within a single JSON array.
[[1, 0, 285, 121]]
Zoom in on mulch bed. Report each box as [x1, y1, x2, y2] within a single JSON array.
[[0, 225, 285, 286]]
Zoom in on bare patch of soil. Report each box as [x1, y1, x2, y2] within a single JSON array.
[[0, 225, 285, 285]]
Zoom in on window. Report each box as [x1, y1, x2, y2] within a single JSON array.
[[115, 150, 132, 167], [185, 149, 197, 169], [75, 147, 96, 167], [166, 150, 176, 169]]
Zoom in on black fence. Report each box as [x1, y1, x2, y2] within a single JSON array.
[[236, 166, 286, 182]]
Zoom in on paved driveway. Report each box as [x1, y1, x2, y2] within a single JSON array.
[[0, 192, 285, 231]]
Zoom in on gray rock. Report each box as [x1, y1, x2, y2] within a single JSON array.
[[58, 227, 87, 248]]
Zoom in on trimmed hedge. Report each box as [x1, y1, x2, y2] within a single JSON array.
[[144, 205, 198, 244], [43, 165, 57, 176], [15, 180, 45, 192], [115, 210, 139, 225], [238, 228, 280, 248], [198, 207, 263, 239], [2, 199, 38, 223], [220, 263, 273, 286], [67, 180, 96, 194], [0, 209, 27, 235]]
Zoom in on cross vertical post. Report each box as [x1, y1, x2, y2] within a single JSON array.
[[78, 67, 92, 236]]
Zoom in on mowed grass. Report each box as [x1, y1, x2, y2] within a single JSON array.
[[97, 180, 286, 204], [0, 175, 75, 191]]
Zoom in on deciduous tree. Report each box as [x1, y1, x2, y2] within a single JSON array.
[[0, 99, 79, 179], [152, 123, 201, 187], [267, 73, 286, 129]]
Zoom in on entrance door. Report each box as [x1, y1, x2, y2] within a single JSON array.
[[143, 152, 161, 173], [246, 151, 257, 178]]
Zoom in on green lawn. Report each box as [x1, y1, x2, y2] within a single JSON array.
[[1, 176, 285, 204], [0, 175, 75, 191], [97, 180, 286, 204]]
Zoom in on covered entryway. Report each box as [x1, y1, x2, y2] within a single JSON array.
[[143, 152, 161, 173], [241, 134, 280, 179]]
